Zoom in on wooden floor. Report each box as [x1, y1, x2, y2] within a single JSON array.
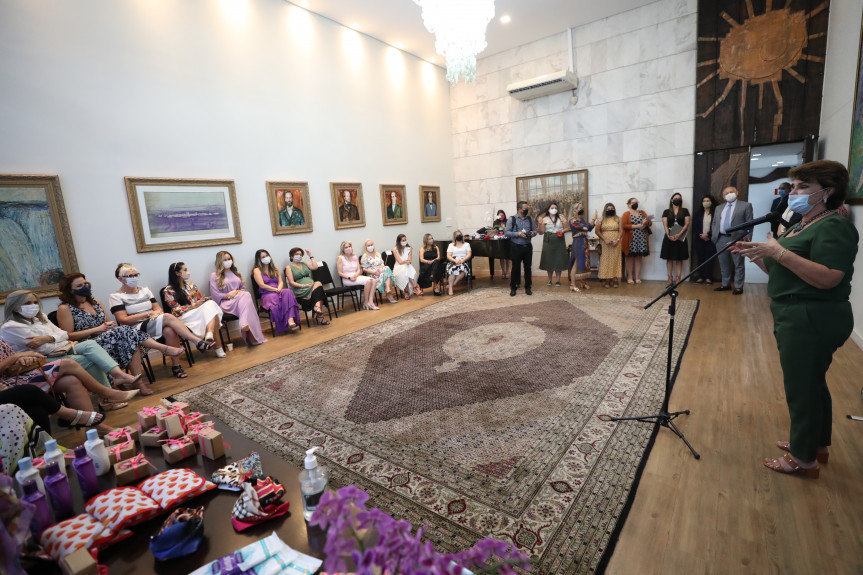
[[54, 278, 863, 574]]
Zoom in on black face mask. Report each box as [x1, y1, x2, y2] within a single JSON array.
[[455, 235, 464, 242], [72, 285, 91, 298], [672, 198, 682, 206], [631, 203, 639, 210], [577, 209, 584, 216], [521, 209, 529, 216], [606, 210, 616, 216]]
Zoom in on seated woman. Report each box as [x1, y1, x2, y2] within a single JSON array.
[[209, 251, 268, 346], [360, 240, 398, 304], [391, 234, 422, 300], [445, 230, 472, 295], [337, 240, 378, 310], [417, 233, 445, 296], [57, 273, 184, 395], [1, 290, 144, 392], [1, 382, 104, 434], [286, 247, 330, 325], [252, 249, 300, 333], [164, 262, 226, 357], [111, 263, 216, 378]]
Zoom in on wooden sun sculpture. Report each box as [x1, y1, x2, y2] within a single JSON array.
[[698, 0, 828, 143]]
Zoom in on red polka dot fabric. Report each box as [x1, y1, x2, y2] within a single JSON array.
[[84, 486, 161, 532], [139, 468, 216, 510], [39, 514, 131, 560]]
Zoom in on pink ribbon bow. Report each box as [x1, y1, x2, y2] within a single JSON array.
[[160, 437, 195, 457], [117, 453, 156, 471]]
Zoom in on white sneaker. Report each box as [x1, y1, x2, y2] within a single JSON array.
[[215, 348, 226, 358]]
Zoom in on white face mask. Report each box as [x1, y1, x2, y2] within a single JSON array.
[[222, 260, 233, 269], [181, 271, 191, 280], [344, 247, 353, 255], [18, 304, 40, 319], [260, 256, 271, 265], [725, 192, 737, 203], [549, 208, 558, 215], [292, 255, 303, 263], [124, 276, 139, 288], [400, 240, 408, 246], [366, 245, 374, 252]]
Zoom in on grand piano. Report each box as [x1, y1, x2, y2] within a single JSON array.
[[434, 237, 511, 277]]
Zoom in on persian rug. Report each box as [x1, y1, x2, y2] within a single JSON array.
[[177, 288, 698, 574]]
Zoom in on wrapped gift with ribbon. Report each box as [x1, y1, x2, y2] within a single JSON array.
[[107, 439, 137, 466], [159, 399, 191, 415], [114, 453, 156, 486], [105, 427, 139, 446], [198, 429, 226, 460], [184, 421, 215, 443], [182, 411, 210, 428], [161, 437, 197, 464], [138, 406, 167, 430], [156, 409, 186, 439], [140, 426, 169, 448]]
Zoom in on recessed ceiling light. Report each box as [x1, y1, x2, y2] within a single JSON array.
[[393, 41, 404, 49], [752, 153, 762, 157], [351, 22, 361, 30], [751, 158, 759, 161], [500, 14, 511, 24], [776, 161, 784, 164], [299, 0, 310, 7]]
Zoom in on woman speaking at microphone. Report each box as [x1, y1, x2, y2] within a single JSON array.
[[733, 160, 858, 478]]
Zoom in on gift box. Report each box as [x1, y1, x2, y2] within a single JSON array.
[[107, 441, 137, 466], [114, 454, 153, 486], [59, 547, 99, 575], [140, 427, 169, 447], [183, 411, 210, 427], [156, 412, 186, 439], [198, 429, 225, 460], [160, 399, 190, 415], [185, 421, 215, 443], [138, 406, 166, 430], [161, 437, 197, 464], [105, 427, 139, 446]]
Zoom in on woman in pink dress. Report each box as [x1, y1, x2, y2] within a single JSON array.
[[209, 251, 267, 346], [252, 249, 300, 333]]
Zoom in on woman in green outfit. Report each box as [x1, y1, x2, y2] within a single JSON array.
[[537, 201, 570, 286], [734, 160, 858, 478], [285, 247, 330, 326]]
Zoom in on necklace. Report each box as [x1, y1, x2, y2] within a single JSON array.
[[789, 209, 837, 234]]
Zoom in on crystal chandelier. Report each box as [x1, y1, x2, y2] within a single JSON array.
[[413, 0, 495, 84]]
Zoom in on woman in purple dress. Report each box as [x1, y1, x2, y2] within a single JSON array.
[[252, 249, 300, 333], [209, 251, 268, 346], [569, 203, 596, 292]]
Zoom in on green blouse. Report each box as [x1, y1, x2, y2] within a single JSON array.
[[765, 214, 858, 301], [289, 262, 314, 299]]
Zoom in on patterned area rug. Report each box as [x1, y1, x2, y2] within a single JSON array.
[[177, 288, 698, 574]]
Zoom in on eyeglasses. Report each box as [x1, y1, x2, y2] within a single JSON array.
[[123, 273, 140, 278]]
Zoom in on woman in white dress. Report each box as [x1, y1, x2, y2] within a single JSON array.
[[337, 241, 378, 310], [163, 262, 226, 357], [391, 234, 423, 300], [445, 230, 472, 296]]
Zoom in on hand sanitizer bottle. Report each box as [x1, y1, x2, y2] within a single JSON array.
[[298, 446, 328, 521]]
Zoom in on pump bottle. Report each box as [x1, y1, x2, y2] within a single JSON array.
[[298, 446, 328, 521]]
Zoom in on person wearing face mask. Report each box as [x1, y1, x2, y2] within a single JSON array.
[[338, 241, 378, 310], [252, 249, 300, 333], [537, 202, 569, 287], [620, 198, 651, 285], [417, 233, 445, 296], [391, 234, 422, 299], [594, 203, 623, 288], [164, 262, 226, 357], [710, 186, 754, 294], [286, 247, 331, 324], [660, 193, 692, 286], [691, 195, 718, 284], [57, 273, 184, 396], [732, 160, 858, 479], [493, 210, 512, 280], [769, 182, 801, 237], [568, 203, 596, 292], [504, 201, 537, 296], [360, 240, 398, 304], [445, 230, 472, 296], [209, 251, 271, 343]]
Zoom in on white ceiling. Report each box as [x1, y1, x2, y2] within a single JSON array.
[[283, 0, 657, 65]]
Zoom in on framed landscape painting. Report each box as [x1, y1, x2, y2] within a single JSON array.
[[848, 23, 863, 205], [0, 175, 79, 303], [266, 181, 313, 235], [516, 169, 589, 221], [419, 185, 441, 223], [330, 182, 365, 230], [380, 184, 407, 226], [125, 177, 242, 252]]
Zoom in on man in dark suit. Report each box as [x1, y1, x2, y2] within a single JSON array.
[[710, 186, 753, 295], [769, 181, 801, 236], [339, 189, 360, 222]]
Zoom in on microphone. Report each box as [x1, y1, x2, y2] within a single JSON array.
[[725, 212, 780, 234]]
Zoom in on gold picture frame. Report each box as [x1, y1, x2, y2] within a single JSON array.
[[515, 169, 589, 221], [419, 185, 441, 223], [380, 184, 407, 226], [0, 175, 79, 303], [125, 177, 242, 253], [330, 182, 365, 230], [266, 181, 313, 235]]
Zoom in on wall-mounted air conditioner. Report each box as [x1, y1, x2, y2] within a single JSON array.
[[506, 70, 578, 101]]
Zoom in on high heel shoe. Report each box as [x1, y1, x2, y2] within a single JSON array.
[[363, 303, 380, 311], [776, 441, 829, 463], [763, 453, 820, 478], [569, 284, 581, 293]]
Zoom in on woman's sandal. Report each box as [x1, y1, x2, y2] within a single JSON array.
[[98, 401, 127, 412], [172, 365, 188, 379], [776, 441, 829, 463], [314, 312, 330, 326], [570, 284, 580, 293], [196, 340, 216, 352], [763, 453, 820, 478], [69, 410, 104, 428]]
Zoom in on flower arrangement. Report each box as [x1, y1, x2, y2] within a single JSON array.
[[310, 486, 532, 575]]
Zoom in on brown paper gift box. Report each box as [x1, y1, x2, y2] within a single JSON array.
[[198, 429, 225, 460], [161, 437, 197, 464], [104, 426, 139, 445], [160, 399, 191, 414], [137, 406, 166, 430], [140, 427, 168, 447], [156, 412, 186, 439], [107, 441, 137, 465], [113, 455, 152, 486], [59, 547, 98, 575]]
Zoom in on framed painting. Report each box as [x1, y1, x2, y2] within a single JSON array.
[[380, 184, 407, 226], [848, 22, 863, 204], [0, 175, 79, 303], [515, 169, 589, 221], [330, 182, 365, 230], [419, 185, 441, 223], [125, 177, 242, 252], [266, 181, 313, 235]]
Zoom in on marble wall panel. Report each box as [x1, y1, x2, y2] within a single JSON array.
[[606, 28, 644, 70], [573, 134, 609, 168], [606, 97, 641, 133], [564, 102, 609, 139], [638, 51, 697, 95]]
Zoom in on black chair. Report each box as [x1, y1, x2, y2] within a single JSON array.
[[220, 312, 239, 348], [382, 251, 404, 299], [311, 261, 360, 317], [249, 275, 277, 335], [285, 270, 332, 327]]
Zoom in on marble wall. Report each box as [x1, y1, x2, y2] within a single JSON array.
[[450, 0, 698, 280]]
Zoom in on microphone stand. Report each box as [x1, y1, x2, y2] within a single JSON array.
[[610, 227, 753, 460]]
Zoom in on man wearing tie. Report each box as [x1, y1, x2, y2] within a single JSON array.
[[710, 186, 753, 295]]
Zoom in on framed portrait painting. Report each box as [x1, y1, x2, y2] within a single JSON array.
[[0, 175, 79, 303], [125, 177, 242, 252], [330, 182, 365, 230], [380, 184, 407, 226], [419, 185, 441, 223], [266, 181, 313, 235], [848, 23, 863, 204]]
